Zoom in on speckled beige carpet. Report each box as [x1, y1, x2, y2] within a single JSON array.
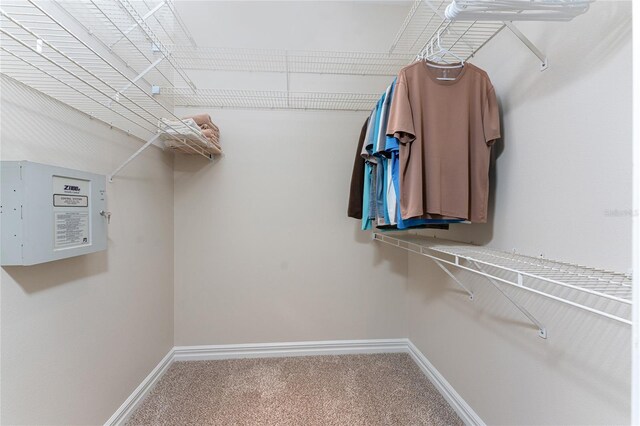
[[126, 353, 462, 425]]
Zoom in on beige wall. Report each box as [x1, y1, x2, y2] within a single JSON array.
[[408, 2, 633, 424], [172, 1, 410, 346], [173, 109, 408, 345], [1, 1, 633, 424], [0, 77, 175, 424], [423, 1, 633, 274]]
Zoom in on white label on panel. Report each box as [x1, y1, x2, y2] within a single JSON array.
[[52, 175, 91, 250], [54, 212, 90, 249], [53, 194, 88, 207]]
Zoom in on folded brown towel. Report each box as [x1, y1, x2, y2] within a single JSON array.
[[183, 113, 213, 127], [202, 128, 217, 139], [181, 114, 220, 150]]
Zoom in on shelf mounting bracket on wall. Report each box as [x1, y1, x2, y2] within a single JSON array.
[[373, 233, 632, 339], [109, 133, 161, 182], [110, 0, 166, 48], [432, 258, 475, 300], [373, 233, 474, 300], [111, 56, 164, 105], [504, 21, 548, 71], [467, 259, 547, 338]]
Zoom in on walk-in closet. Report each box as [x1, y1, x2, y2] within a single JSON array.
[[1, 0, 639, 424]]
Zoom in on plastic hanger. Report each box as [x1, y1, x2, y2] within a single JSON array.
[[423, 29, 464, 80]]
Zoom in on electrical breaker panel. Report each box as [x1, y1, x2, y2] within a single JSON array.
[[1, 161, 108, 266]]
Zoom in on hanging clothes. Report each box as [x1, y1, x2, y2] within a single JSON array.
[[347, 116, 370, 219], [371, 94, 388, 226], [361, 108, 377, 230], [349, 60, 498, 229], [386, 61, 501, 223], [376, 83, 394, 226], [383, 79, 465, 229]]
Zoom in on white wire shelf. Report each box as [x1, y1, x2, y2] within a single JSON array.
[[167, 87, 380, 112], [443, 0, 592, 22], [163, 136, 222, 157], [1, 0, 553, 123], [173, 46, 414, 76], [55, 0, 197, 88], [374, 233, 632, 337], [0, 0, 212, 162], [390, 0, 505, 61]]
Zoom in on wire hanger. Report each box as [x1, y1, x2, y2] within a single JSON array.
[[422, 29, 464, 80]]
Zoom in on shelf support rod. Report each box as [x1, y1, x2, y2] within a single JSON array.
[[504, 21, 548, 71], [51, 0, 154, 88], [431, 258, 475, 300], [111, 56, 164, 105], [110, 0, 166, 48], [117, 0, 197, 90], [468, 259, 547, 338], [109, 133, 162, 182]]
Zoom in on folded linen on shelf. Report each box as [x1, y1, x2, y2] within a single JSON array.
[[181, 113, 221, 151], [201, 128, 219, 142], [185, 113, 214, 128], [159, 118, 201, 137], [158, 118, 222, 155]]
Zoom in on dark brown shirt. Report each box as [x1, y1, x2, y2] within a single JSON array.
[[348, 117, 370, 219]]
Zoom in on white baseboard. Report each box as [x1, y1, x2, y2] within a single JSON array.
[[106, 339, 484, 426], [173, 338, 409, 361], [104, 349, 174, 426], [406, 340, 486, 426]]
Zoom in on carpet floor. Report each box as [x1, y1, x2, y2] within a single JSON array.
[[126, 353, 463, 425]]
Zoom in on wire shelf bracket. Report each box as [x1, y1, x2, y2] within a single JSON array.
[[504, 21, 548, 71], [374, 232, 545, 338], [399, 1, 550, 72], [373, 233, 632, 338], [110, 0, 166, 48], [468, 259, 547, 338], [109, 133, 162, 182], [116, 0, 197, 90], [432, 259, 475, 300], [112, 56, 164, 104]]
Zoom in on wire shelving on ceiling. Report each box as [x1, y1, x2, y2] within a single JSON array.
[[1, 0, 581, 127], [0, 0, 213, 169], [166, 88, 381, 112], [165, 0, 537, 111], [391, 0, 565, 70], [390, 0, 506, 60], [374, 233, 632, 338], [173, 46, 415, 76]]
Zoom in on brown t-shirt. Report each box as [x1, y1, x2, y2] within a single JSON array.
[[387, 61, 500, 223]]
